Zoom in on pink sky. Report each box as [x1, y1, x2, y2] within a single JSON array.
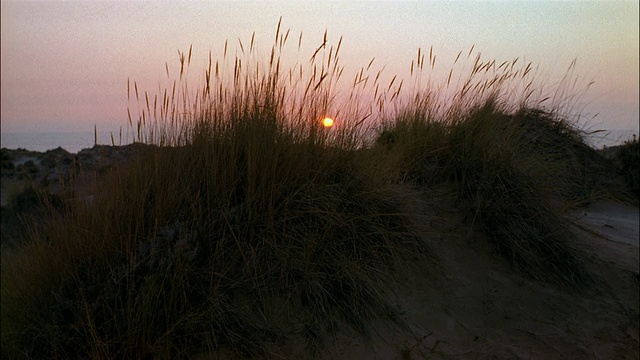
[[1, 1, 638, 136]]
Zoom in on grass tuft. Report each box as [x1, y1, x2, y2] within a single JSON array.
[[375, 99, 610, 286]]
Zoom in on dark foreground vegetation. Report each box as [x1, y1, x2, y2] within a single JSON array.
[[2, 26, 638, 359]]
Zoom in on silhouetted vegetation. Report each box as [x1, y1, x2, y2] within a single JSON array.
[[2, 24, 633, 359]]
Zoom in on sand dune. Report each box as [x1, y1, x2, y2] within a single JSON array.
[[2, 146, 638, 359]]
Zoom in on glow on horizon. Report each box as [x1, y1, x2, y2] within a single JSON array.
[[1, 1, 638, 135]]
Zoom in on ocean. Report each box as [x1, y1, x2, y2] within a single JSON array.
[[1, 128, 637, 154], [1, 131, 135, 154]]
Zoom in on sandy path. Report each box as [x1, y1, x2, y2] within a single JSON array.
[[572, 200, 639, 247]]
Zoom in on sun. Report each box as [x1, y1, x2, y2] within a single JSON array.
[[322, 117, 334, 128]]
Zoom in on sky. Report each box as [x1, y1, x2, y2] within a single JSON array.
[[1, 0, 638, 137]]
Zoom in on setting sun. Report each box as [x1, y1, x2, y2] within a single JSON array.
[[322, 117, 334, 128]]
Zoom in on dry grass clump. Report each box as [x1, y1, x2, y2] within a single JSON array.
[[371, 51, 619, 287], [375, 98, 610, 286], [443, 102, 593, 285]]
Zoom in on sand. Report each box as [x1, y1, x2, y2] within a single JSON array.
[[573, 201, 639, 247], [309, 192, 640, 359]]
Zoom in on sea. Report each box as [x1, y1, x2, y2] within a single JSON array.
[[1, 128, 638, 154], [1, 131, 136, 154]]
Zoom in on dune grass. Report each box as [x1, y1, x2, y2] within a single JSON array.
[[376, 101, 614, 285], [1, 24, 634, 359]]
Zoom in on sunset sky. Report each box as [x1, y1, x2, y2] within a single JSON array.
[[1, 1, 638, 137]]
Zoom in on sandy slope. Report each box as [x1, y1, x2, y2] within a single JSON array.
[[290, 188, 639, 360]]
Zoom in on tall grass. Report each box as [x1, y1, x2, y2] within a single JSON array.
[[2, 25, 425, 359], [1, 22, 627, 358]]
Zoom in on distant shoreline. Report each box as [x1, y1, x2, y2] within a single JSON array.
[[1, 128, 637, 153], [0, 130, 135, 154]]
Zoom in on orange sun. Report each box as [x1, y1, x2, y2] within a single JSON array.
[[322, 117, 334, 128]]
